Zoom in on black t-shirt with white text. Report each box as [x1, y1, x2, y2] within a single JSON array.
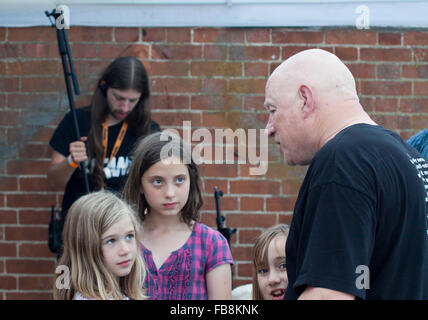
[[285, 124, 428, 300], [49, 106, 160, 214]]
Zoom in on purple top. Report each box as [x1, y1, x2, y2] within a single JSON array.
[[141, 222, 233, 300]]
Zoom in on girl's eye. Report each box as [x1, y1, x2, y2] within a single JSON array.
[[279, 263, 287, 270], [257, 268, 268, 275], [126, 234, 135, 241], [176, 176, 185, 184], [106, 239, 115, 245], [153, 178, 162, 186]]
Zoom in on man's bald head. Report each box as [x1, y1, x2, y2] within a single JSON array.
[[269, 49, 358, 103]]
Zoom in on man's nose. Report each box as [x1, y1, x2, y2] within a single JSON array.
[[265, 116, 275, 137]]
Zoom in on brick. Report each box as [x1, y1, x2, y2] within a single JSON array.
[[230, 180, 280, 195], [114, 27, 140, 42], [151, 111, 201, 127], [229, 79, 265, 94], [282, 180, 302, 196], [203, 179, 228, 195], [0, 43, 19, 58], [376, 64, 401, 80], [325, 30, 376, 45], [70, 43, 97, 59], [7, 160, 51, 175], [273, 30, 323, 44], [68, 27, 112, 42], [240, 197, 264, 211], [282, 46, 333, 60], [0, 110, 20, 126], [266, 197, 296, 212], [239, 229, 262, 245], [166, 28, 191, 43], [0, 78, 19, 92], [0, 210, 17, 224], [414, 49, 428, 63], [0, 62, 5, 74], [360, 48, 412, 62], [0, 28, 5, 41], [334, 47, 358, 61], [244, 96, 265, 112], [245, 62, 269, 77], [199, 163, 238, 178], [230, 46, 280, 61], [143, 28, 166, 42], [8, 93, 59, 110], [0, 243, 16, 257], [411, 115, 428, 130], [191, 95, 241, 111], [5, 226, 47, 241], [400, 98, 428, 113], [278, 213, 293, 226], [152, 45, 202, 60], [360, 81, 411, 96], [19, 243, 55, 258], [18, 144, 51, 159], [151, 78, 202, 93], [203, 45, 227, 60], [347, 63, 375, 79], [414, 82, 428, 96], [97, 44, 132, 59], [74, 60, 110, 77], [21, 43, 58, 58], [203, 79, 227, 94], [148, 61, 189, 77], [19, 210, 51, 225], [227, 213, 277, 228], [404, 31, 428, 45], [201, 112, 227, 128], [150, 94, 189, 110], [6, 259, 55, 274], [21, 77, 64, 93], [202, 196, 238, 211], [379, 32, 402, 46], [236, 262, 253, 278], [374, 98, 398, 112], [19, 177, 51, 192], [7, 194, 56, 209], [8, 27, 56, 42], [0, 177, 18, 192], [231, 246, 252, 261], [19, 275, 55, 290], [0, 276, 17, 290], [246, 29, 270, 43], [191, 61, 242, 77], [193, 28, 245, 43]]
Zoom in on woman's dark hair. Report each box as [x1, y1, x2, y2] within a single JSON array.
[[87, 56, 151, 190], [123, 132, 203, 226]]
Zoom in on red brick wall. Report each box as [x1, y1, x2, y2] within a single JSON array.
[[0, 26, 427, 299]]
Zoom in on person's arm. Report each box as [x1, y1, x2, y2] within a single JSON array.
[[47, 137, 88, 190], [206, 264, 232, 300], [298, 286, 355, 300]]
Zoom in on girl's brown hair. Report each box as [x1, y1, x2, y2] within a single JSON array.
[[53, 191, 146, 300], [252, 224, 289, 300], [87, 56, 152, 190], [123, 132, 203, 226]]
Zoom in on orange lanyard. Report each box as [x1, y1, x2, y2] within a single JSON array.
[[102, 120, 128, 166]]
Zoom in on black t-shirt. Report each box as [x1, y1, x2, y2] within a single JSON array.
[[285, 124, 428, 300], [49, 106, 160, 213]]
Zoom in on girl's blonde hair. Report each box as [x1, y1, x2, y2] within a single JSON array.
[[53, 191, 146, 300], [252, 224, 289, 300]]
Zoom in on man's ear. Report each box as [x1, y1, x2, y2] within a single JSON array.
[[299, 85, 315, 119]]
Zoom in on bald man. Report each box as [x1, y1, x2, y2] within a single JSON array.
[[265, 49, 428, 300]]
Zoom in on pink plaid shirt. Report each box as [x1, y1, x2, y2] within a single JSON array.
[[141, 222, 233, 300]]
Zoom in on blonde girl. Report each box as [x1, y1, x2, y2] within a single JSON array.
[[252, 224, 290, 300], [53, 191, 146, 300]]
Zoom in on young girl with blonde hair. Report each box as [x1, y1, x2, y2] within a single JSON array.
[[53, 191, 146, 300], [252, 224, 289, 300], [123, 132, 233, 300]]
